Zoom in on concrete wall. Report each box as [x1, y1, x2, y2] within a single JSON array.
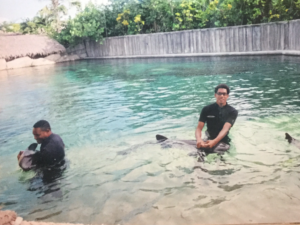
[[289, 20, 300, 51], [67, 43, 87, 58], [71, 19, 300, 58]]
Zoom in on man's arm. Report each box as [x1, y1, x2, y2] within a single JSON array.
[[31, 146, 54, 166], [32, 141, 65, 166], [17, 151, 24, 162], [196, 105, 208, 148], [202, 122, 232, 148], [195, 121, 205, 148]]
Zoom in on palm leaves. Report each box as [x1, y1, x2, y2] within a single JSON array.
[[20, 0, 81, 34]]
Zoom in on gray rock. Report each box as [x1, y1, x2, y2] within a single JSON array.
[[67, 43, 85, 54], [45, 53, 61, 62], [6, 57, 33, 70], [0, 59, 6, 71], [69, 54, 80, 61], [57, 54, 80, 62], [79, 53, 87, 58], [31, 58, 55, 67]]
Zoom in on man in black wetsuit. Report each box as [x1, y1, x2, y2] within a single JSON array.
[[17, 120, 65, 167], [195, 84, 238, 151]]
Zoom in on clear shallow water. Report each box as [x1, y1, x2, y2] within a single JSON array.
[[0, 56, 300, 224]]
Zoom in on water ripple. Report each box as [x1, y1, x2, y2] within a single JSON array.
[[1, 56, 300, 224]]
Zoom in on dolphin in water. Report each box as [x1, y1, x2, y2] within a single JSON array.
[[18, 143, 38, 171], [156, 134, 230, 162], [156, 134, 230, 153], [18, 143, 68, 199], [285, 133, 300, 149], [18, 143, 67, 200], [117, 134, 230, 162], [18, 143, 67, 171]]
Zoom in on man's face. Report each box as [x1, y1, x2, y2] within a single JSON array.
[[215, 88, 229, 106], [32, 127, 50, 143]]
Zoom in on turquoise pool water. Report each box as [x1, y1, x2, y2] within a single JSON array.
[[1, 56, 300, 224]]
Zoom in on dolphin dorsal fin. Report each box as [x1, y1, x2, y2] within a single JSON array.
[[285, 133, 293, 144], [156, 134, 168, 141]]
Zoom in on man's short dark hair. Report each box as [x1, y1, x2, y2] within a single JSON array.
[[33, 120, 51, 131], [215, 84, 230, 95]]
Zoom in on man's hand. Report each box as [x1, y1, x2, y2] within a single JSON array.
[[17, 151, 24, 161], [202, 140, 217, 149], [195, 122, 205, 148], [196, 140, 205, 148]]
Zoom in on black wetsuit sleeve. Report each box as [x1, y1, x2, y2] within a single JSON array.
[[31, 148, 53, 166], [31, 142, 65, 166], [199, 106, 208, 123], [226, 109, 238, 126], [31, 151, 43, 166]]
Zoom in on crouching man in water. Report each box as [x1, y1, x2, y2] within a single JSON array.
[[17, 120, 65, 169], [195, 84, 238, 153]]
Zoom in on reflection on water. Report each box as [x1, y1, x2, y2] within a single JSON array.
[[0, 56, 300, 224]]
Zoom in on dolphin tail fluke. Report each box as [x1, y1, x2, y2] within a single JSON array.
[[156, 134, 168, 141], [285, 133, 293, 144]]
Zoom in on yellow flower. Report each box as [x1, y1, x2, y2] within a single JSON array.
[[134, 15, 141, 23], [122, 20, 129, 26], [270, 14, 280, 19], [141, 21, 145, 25], [285, 9, 288, 12], [215, 0, 219, 4], [175, 13, 181, 16], [116, 17, 121, 21], [228, 4, 232, 9]]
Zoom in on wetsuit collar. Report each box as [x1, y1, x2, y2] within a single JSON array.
[[216, 102, 227, 108]]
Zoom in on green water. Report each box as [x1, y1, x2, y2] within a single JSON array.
[[0, 56, 300, 224]]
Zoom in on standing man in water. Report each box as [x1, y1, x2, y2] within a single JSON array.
[[195, 84, 238, 151], [17, 120, 65, 168]]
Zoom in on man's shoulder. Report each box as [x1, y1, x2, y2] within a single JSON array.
[[48, 133, 64, 145], [51, 133, 63, 139], [226, 104, 238, 113]]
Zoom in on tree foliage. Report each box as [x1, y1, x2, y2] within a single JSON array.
[[2, 0, 300, 47], [54, 3, 105, 47]]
